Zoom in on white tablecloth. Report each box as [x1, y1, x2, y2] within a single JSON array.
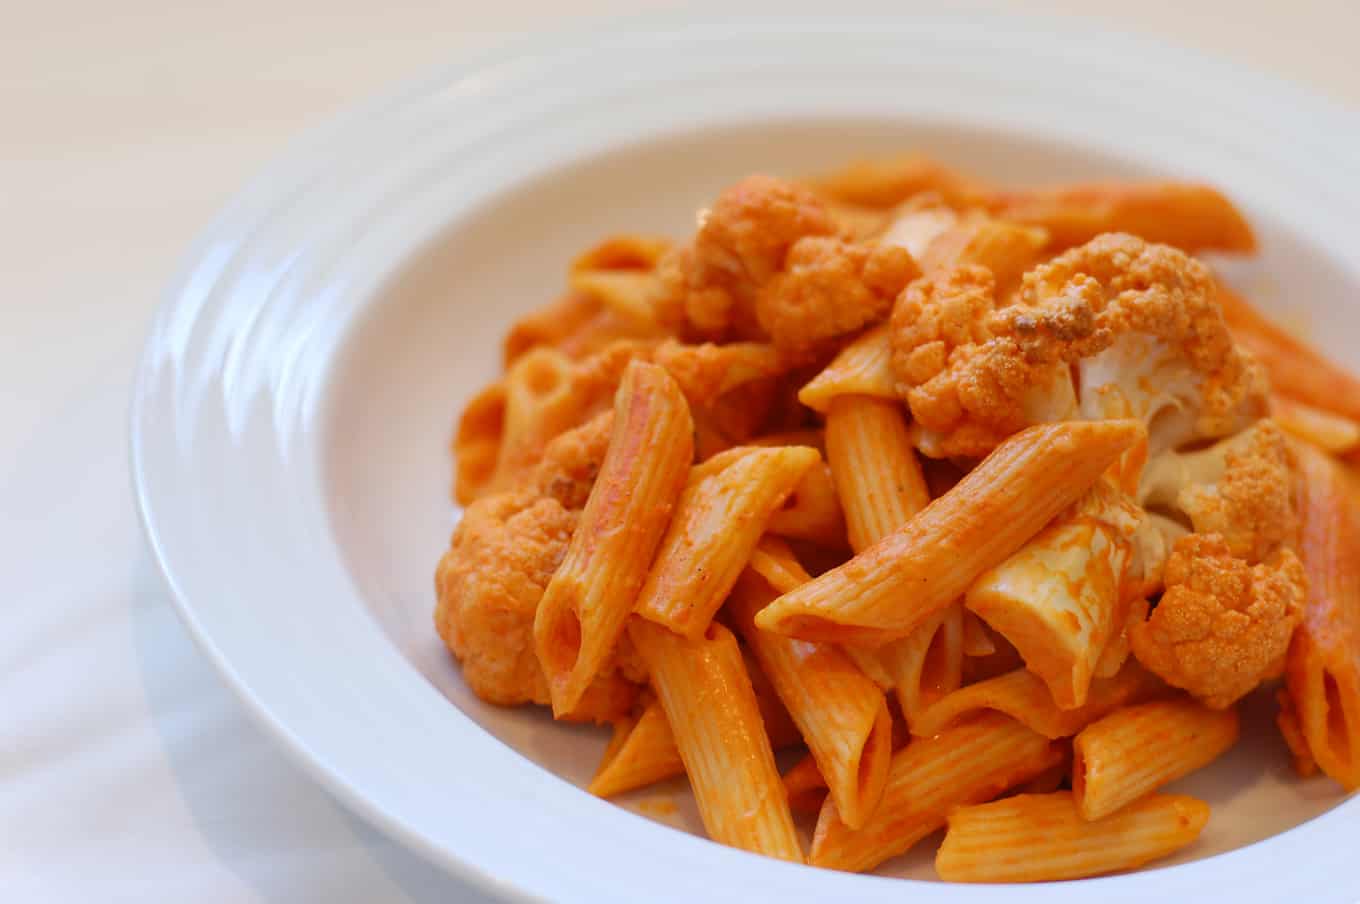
[[4, 2, 1357, 900]]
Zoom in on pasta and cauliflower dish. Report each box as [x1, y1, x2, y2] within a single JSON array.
[[435, 156, 1360, 882]]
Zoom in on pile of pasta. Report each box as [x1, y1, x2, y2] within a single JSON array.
[[436, 156, 1360, 882]]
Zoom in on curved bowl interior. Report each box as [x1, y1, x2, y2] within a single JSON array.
[[322, 117, 1355, 878]]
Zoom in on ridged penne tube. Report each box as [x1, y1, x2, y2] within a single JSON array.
[[936, 792, 1210, 882], [783, 753, 829, 815], [748, 537, 896, 689], [1285, 442, 1360, 790], [920, 216, 1049, 294], [569, 270, 662, 328], [1273, 396, 1360, 455], [878, 204, 961, 259], [808, 154, 992, 210], [535, 361, 694, 717], [985, 182, 1256, 252], [1073, 699, 1239, 820], [824, 394, 930, 554], [756, 420, 1144, 646], [911, 660, 1162, 740], [636, 446, 819, 637], [965, 479, 1149, 708], [731, 572, 893, 831], [810, 713, 1061, 873], [1219, 284, 1360, 423], [628, 618, 803, 863], [588, 697, 684, 798], [765, 459, 849, 548], [881, 604, 964, 726], [797, 325, 896, 414], [452, 381, 506, 505], [503, 291, 604, 366]]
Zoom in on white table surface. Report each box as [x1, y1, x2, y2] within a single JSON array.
[[4, 2, 1358, 901]]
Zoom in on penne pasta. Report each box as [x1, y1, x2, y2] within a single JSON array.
[[824, 394, 930, 554], [569, 269, 663, 329], [1073, 699, 1239, 820], [569, 234, 673, 273], [986, 182, 1256, 253], [808, 154, 992, 210], [880, 604, 964, 727], [783, 752, 829, 815], [1273, 396, 1360, 455], [877, 202, 961, 259], [936, 791, 1210, 882], [588, 696, 685, 798], [1219, 283, 1360, 422], [797, 325, 897, 413], [962, 610, 997, 657], [756, 420, 1144, 646], [452, 381, 507, 505], [765, 458, 850, 549], [636, 446, 819, 637], [911, 660, 1163, 740], [742, 646, 806, 752], [503, 291, 605, 366], [628, 618, 804, 863], [731, 572, 893, 830], [810, 713, 1062, 872], [748, 536, 896, 689], [920, 215, 1049, 295], [535, 361, 694, 717], [1284, 442, 1360, 790]]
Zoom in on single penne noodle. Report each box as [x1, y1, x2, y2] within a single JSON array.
[[810, 713, 1061, 873], [1073, 699, 1239, 820], [824, 394, 930, 554], [765, 459, 850, 549], [588, 696, 685, 798], [783, 752, 829, 815], [1273, 396, 1360, 455], [1285, 442, 1360, 790], [747, 534, 814, 594], [881, 604, 964, 727], [1219, 283, 1360, 422], [878, 204, 961, 259], [807, 154, 992, 210], [569, 269, 662, 328], [731, 572, 893, 831], [452, 381, 507, 505], [747, 537, 896, 689], [503, 291, 604, 366], [628, 618, 804, 863], [797, 325, 897, 413], [568, 234, 672, 272], [756, 420, 1144, 646], [985, 182, 1256, 252], [911, 659, 1162, 740], [636, 446, 819, 637], [936, 791, 1210, 883], [534, 361, 694, 717], [920, 216, 1049, 294]]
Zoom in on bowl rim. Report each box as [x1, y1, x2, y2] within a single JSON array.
[[131, 12, 1360, 903]]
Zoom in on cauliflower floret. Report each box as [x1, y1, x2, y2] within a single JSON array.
[[756, 236, 918, 362], [1139, 421, 1297, 563], [1129, 533, 1306, 709], [435, 491, 637, 721], [532, 410, 614, 510], [889, 264, 1080, 458], [655, 175, 837, 341], [1019, 233, 1268, 451]]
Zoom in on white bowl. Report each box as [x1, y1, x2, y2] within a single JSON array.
[[131, 15, 1360, 903]]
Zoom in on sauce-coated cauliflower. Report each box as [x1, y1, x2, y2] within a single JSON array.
[[1130, 533, 1306, 708], [757, 236, 918, 363], [435, 491, 637, 721], [655, 175, 837, 340]]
